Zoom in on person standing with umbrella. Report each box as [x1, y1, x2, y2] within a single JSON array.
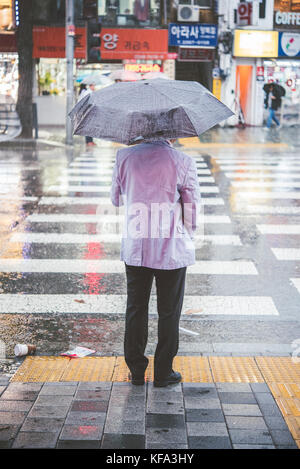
[[69, 78, 233, 386]]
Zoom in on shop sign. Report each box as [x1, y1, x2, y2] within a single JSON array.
[[33, 27, 86, 58], [237, 2, 253, 26], [0, 0, 15, 32], [274, 0, 300, 29], [278, 32, 300, 56], [234, 30, 278, 57], [256, 65, 264, 81], [178, 47, 215, 62], [100, 29, 168, 60], [0, 32, 16, 52], [168, 23, 218, 48], [124, 63, 161, 73]]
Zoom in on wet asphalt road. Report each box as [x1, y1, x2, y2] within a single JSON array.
[[1, 128, 300, 360]]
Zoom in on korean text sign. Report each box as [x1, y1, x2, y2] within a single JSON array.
[[168, 23, 218, 48]]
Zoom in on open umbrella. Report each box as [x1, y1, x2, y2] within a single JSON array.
[[69, 78, 234, 145], [82, 73, 112, 86], [263, 83, 286, 97], [109, 70, 141, 82]]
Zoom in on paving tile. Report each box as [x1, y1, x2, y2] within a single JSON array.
[[65, 411, 106, 425], [146, 401, 184, 415], [233, 444, 275, 449], [222, 404, 262, 416], [77, 382, 112, 391], [109, 395, 145, 408], [28, 405, 70, 419], [0, 425, 20, 449], [20, 417, 65, 433], [39, 385, 77, 396], [59, 424, 104, 441], [148, 393, 183, 403], [107, 406, 144, 421], [146, 414, 185, 429], [250, 383, 270, 393], [229, 429, 273, 445], [263, 415, 289, 430], [74, 390, 111, 400], [218, 392, 257, 405], [254, 393, 277, 405], [182, 383, 215, 389], [6, 383, 43, 392], [225, 416, 268, 430], [188, 436, 232, 449], [216, 383, 252, 393], [0, 411, 27, 425], [70, 400, 108, 412], [35, 395, 73, 407], [104, 419, 145, 435], [269, 429, 298, 447], [57, 440, 100, 449], [182, 386, 218, 398], [101, 433, 145, 449], [146, 443, 188, 449], [184, 397, 221, 410], [0, 386, 6, 396], [146, 427, 187, 444], [12, 432, 58, 449], [187, 422, 228, 437], [0, 390, 39, 401], [257, 402, 283, 417], [185, 408, 225, 423], [0, 400, 33, 412]]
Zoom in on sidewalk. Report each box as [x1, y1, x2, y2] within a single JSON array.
[[0, 355, 299, 449]]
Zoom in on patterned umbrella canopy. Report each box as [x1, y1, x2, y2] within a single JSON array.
[[69, 79, 234, 145]]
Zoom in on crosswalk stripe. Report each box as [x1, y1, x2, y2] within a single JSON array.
[[257, 224, 300, 234], [220, 165, 300, 171], [38, 196, 225, 206], [234, 205, 300, 215], [216, 159, 300, 164], [0, 294, 278, 315], [0, 196, 38, 202], [236, 191, 300, 199], [231, 181, 300, 188], [10, 233, 242, 246], [271, 248, 300, 260], [56, 175, 215, 183], [291, 278, 300, 294], [26, 214, 231, 224], [225, 172, 300, 179], [0, 259, 258, 274], [69, 162, 209, 169], [47, 185, 219, 193]]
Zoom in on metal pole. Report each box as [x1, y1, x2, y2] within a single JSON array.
[[66, 0, 74, 145]]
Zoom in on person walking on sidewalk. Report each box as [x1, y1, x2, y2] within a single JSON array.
[[78, 83, 97, 146], [265, 84, 281, 129], [111, 138, 201, 387]]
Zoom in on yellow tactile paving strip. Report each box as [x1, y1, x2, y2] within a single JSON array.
[[177, 138, 289, 149], [11, 355, 300, 447]]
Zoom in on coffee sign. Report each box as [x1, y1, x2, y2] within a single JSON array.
[[274, 0, 300, 29]]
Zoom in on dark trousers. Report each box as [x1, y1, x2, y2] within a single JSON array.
[[124, 263, 187, 381]]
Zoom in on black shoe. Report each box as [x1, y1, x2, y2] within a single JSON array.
[[129, 373, 145, 386], [153, 371, 182, 388]]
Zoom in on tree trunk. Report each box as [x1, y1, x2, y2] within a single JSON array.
[[16, 0, 33, 139]]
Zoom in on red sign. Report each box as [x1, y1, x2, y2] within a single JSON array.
[[33, 27, 86, 58], [100, 28, 168, 60], [237, 2, 253, 26]]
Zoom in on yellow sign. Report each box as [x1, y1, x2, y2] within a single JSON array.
[[124, 63, 161, 73], [234, 30, 278, 58], [212, 78, 221, 101]]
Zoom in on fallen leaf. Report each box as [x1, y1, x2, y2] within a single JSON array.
[[74, 299, 85, 304], [184, 308, 203, 315]]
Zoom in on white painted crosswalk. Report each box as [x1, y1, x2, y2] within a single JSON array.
[[0, 259, 258, 275], [0, 294, 278, 315], [257, 225, 300, 234]]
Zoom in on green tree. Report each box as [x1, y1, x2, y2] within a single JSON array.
[[16, 0, 33, 138]]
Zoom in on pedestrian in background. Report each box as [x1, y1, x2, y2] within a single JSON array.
[[111, 138, 201, 387], [265, 84, 281, 129], [78, 82, 96, 146]]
